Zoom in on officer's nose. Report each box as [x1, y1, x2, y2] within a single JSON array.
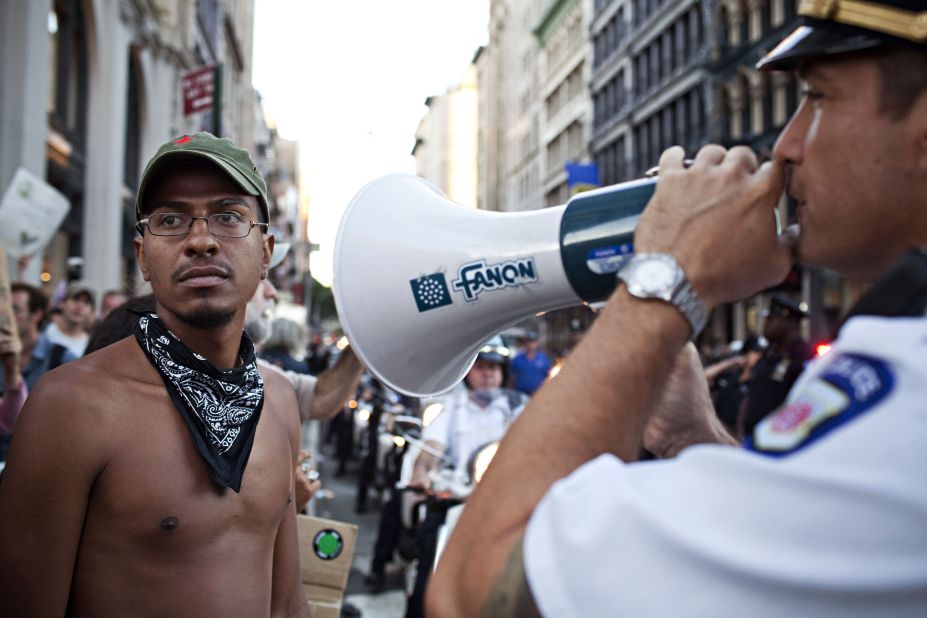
[[773, 98, 810, 167]]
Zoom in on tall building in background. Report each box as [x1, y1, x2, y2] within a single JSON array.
[[503, 0, 548, 212], [535, 0, 593, 208], [192, 0, 257, 153], [412, 64, 479, 208], [0, 0, 260, 305], [591, 0, 712, 186]]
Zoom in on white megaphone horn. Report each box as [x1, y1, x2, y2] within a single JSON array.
[[333, 173, 657, 397]]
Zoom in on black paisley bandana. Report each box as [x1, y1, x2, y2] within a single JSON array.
[[134, 313, 264, 492]]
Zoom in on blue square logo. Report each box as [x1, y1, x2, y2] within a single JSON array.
[[410, 273, 453, 312]]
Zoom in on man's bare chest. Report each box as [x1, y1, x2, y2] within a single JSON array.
[[81, 386, 293, 550]]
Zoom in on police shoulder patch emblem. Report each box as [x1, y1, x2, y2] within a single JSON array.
[[748, 353, 894, 456]]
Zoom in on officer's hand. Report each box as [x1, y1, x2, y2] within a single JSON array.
[[634, 145, 795, 309], [643, 344, 738, 458]]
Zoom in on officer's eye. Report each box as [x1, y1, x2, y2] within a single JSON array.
[[800, 82, 824, 102]]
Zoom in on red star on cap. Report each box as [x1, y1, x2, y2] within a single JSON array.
[[175, 135, 192, 144]]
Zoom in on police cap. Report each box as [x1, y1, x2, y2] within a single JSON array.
[[757, 0, 927, 71], [766, 294, 808, 320], [476, 336, 511, 366]]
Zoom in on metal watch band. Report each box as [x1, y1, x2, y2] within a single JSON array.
[[616, 254, 708, 340], [672, 280, 708, 339]]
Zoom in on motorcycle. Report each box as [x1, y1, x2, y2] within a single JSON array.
[[354, 375, 408, 512]]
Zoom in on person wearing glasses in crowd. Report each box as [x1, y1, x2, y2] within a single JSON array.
[[429, 1, 927, 615], [0, 133, 309, 616]]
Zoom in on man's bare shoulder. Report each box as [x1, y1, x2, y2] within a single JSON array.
[[260, 363, 297, 398], [259, 363, 300, 431], [49, 335, 150, 377], [28, 337, 158, 418], [9, 338, 155, 474]]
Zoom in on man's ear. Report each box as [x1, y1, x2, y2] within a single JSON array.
[[134, 236, 151, 282], [261, 234, 275, 281]]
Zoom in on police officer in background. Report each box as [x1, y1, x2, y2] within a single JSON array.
[[739, 294, 812, 436], [429, 1, 927, 615], [408, 339, 526, 618]]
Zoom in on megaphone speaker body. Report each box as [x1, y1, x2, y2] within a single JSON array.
[[334, 174, 656, 396]]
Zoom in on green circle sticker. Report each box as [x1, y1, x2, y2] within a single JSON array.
[[313, 529, 344, 560]]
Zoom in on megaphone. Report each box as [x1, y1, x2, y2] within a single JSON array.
[[333, 174, 657, 396]]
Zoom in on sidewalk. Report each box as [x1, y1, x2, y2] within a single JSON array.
[[313, 442, 408, 618]]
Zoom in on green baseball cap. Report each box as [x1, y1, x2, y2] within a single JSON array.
[[135, 132, 269, 222]]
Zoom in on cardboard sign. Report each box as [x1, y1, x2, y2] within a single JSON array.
[[0, 168, 70, 258], [296, 514, 358, 617]]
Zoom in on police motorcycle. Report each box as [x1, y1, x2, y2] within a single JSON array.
[[403, 339, 526, 616], [364, 384, 510, 603], [431, 440, 499, 568], [354, 374, 408, 512], [397, 425, 508, 617]]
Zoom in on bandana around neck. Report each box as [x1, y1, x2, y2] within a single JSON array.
[[134, 313, 264, 492]]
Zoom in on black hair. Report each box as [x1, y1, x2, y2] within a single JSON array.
[[85, 294, 156, 354], [11, 282, 49, 317], [875, 45, 927, 120]]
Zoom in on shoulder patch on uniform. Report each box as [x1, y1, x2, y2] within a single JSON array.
[[747, 353, 894, 456]]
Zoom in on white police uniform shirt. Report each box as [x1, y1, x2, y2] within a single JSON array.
[[423, 388, 525, 476], [524, 315, 927, 617]]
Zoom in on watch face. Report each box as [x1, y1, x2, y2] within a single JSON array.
[[632, 258, 679, 295]]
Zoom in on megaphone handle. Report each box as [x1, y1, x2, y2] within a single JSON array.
[[559, 177, 657, 303]]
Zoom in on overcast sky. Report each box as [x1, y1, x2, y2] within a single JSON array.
[[253, 1, 490, 285]]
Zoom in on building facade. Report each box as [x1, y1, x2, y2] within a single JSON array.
[[535, 0, 594, 208], [591, 0, 713, 187], [0, 0, 261, 304], [412, 64, 479, 208]]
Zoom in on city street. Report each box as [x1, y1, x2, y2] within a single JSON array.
[[313, 438, 408, 618]]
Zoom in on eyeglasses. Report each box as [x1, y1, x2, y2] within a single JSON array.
[[136, 213, 269, 238]]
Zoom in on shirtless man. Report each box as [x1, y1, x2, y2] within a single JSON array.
[[0, 133, 308, 616]]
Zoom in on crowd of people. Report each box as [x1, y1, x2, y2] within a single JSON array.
[[1, 3, 925, 614]]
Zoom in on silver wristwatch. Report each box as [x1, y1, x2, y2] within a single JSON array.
[[616, 253, 708, 338]]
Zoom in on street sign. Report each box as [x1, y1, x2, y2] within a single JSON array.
[[181, 65, 217, 116], [0, 168, 70, 258]]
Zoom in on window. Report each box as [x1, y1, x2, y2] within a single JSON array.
[[48, 0, 89, 144], [690, 6, 703, 51], [650, 44, 660, 85], [676, 97, 689, 149], [637, 123, 650, 175], [662, 106, 674, 151], [616, 136, 627, 181], [616, 71, 625, 111], [650, 115, 661, 167], [692, 88, 705, 144]]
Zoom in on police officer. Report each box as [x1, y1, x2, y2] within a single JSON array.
[[739, 294, 813, 436], [429, 2, 927, 616], [408, 338, 526, 618]]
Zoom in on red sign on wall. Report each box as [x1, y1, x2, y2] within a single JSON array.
[[181, 65, 217, 116]]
